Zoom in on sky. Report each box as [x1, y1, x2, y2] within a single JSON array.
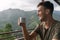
[[0, 0, 60, 11]]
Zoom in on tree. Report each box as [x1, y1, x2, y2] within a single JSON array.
[[4, 23, 12, 32], [4, 23, 15, 40], [0, 23, 15, 40]]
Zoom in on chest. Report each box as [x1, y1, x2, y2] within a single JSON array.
[[37, 26, 56, 40]]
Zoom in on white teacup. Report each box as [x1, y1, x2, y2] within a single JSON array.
[[19, 17, 26, 23], [18, 17, 26, 26]]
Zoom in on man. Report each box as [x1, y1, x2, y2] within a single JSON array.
[[18, 1, 60, 40]]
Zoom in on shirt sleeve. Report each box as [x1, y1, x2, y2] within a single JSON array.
[[52, 26, 60, 40]]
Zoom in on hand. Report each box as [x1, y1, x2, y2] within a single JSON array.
[[52, 39, 57, 40], [18, 18, 26, 26]]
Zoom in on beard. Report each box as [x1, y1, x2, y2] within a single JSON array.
[[39, 16, 47, 22]]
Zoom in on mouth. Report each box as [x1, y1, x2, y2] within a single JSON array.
[[38, 17, 42, 20]]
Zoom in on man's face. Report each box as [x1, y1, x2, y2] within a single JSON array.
[[37, 6, 47, 21]]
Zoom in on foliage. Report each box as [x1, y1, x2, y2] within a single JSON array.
[[0, 23, 15, 40]]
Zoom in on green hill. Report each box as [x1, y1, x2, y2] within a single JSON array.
[[0, 8, 60, 31], [0, 9, 39, 31]]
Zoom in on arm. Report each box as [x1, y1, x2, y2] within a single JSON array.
[[21, 24, 38, 40], [29, 25, 39, 39], [18, 18, 39, 40]]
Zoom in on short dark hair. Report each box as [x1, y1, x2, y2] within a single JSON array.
[[37, 1, 54, 16]]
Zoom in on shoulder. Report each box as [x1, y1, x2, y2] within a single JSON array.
[[54, 21, 60, 31], [53, 21, 60, 35], [54, 21, 60, 28], [52, 21, 60, 39]]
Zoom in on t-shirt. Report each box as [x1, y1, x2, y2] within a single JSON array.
[[35, 21, 60, 40]]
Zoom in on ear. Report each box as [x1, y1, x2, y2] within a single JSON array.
[[46, 9, 50, 14]]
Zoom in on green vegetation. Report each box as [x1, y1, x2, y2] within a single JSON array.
[[0, 23, 15, 40]]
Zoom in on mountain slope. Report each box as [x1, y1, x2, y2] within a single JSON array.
[[0, 9, 60, 30]]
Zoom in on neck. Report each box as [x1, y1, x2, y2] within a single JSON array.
[[42, 16, 56, 29]]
